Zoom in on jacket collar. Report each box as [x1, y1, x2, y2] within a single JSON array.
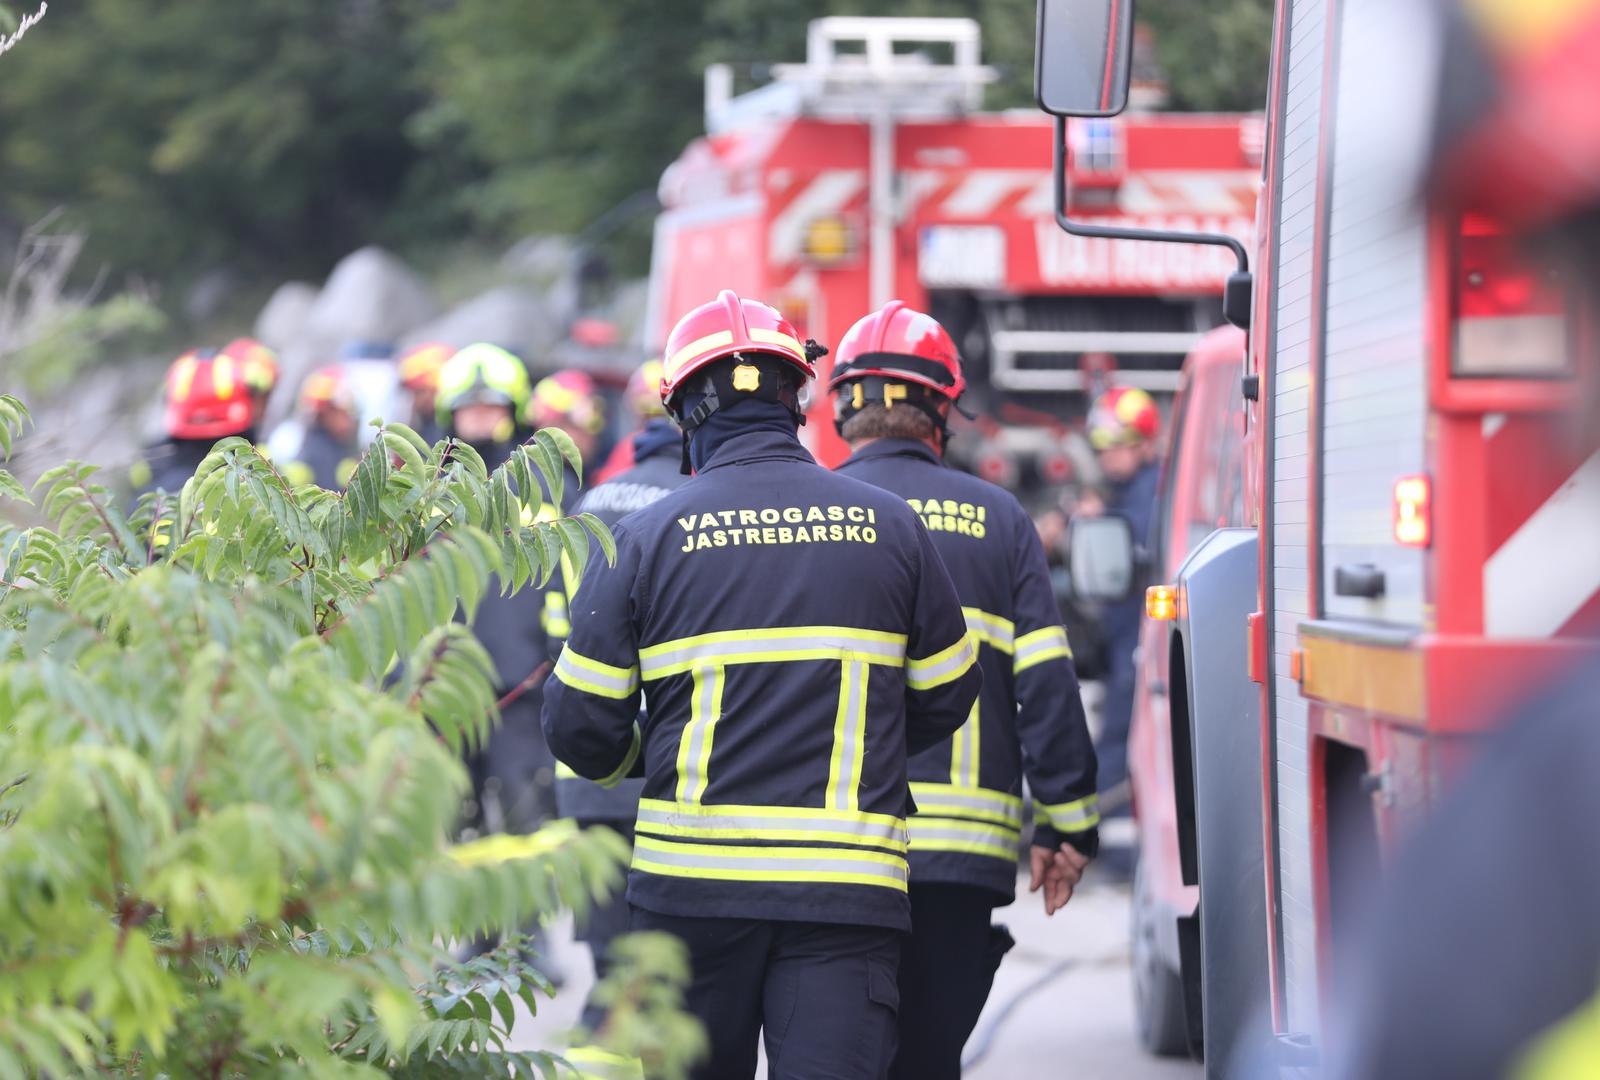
[[697, 427, 817, 473], [840, 437, 944, 470]]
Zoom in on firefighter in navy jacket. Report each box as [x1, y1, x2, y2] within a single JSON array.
[[830, 302, 1099, 1080], [546, 360, 690, 1034], [542, 291, 980, 1080]]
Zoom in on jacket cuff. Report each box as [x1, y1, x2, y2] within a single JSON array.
[[1033, 823, 1099, 860]]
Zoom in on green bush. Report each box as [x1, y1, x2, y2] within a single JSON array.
[[0, 397, 702, 1078]]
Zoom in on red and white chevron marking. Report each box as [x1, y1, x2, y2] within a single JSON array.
[[765, 167, 1260, 267], [1483, 416, 1600, 638]]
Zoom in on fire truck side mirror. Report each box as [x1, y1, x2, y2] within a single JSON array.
[[1067, 514, 1136, 603], [1224, 270, 1253, 330], [1034, 0, 1135, 117]]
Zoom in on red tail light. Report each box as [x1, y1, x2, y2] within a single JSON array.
[[1453, 214, 1570, 377]]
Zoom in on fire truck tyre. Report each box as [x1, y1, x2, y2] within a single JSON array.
[[1174, 528, 1269, 1077], [1132, 858, 1189, 1057]]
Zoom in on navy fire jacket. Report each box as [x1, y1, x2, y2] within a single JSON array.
[[548, 425, 690, 823], [837, 437, 1100, 901], [542, 427, 980, 931]]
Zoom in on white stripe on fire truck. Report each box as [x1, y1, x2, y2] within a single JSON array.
[[1484, 449, 1600, 638], [769, 170, 865, 264], [941, 170, 1041, 217], [897, 171, 949, 218]]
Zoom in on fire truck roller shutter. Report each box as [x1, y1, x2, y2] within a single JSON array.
[[1269, 0, 1333, 1037], [977, 294, 1226, 397]]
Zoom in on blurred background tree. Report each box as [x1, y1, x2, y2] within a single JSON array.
[[0, 0, 1273, 295]]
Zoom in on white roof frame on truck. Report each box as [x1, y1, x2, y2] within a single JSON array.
[[704, 17, 998, 134]]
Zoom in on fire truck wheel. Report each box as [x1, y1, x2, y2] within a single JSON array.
[[1170, 528, 1270, 1076], [1132, 858, 1190, 1057]]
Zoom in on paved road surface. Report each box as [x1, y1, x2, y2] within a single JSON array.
[[511, 869, 1202, 1078]]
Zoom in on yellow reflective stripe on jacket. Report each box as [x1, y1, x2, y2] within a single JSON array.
[[949, 700, 981, 788], [635, 799, 908, 853], [910, 782, 1023, 829], [675, 665, 725, 803], [554, 645, 640, 699], [906, 634, 977, 690], [595, 722, 642, 789], [962, 607, 1015, 654], [566, 1046, 644, 1080], [1037, 793, 1100, 832], [632, 835, 908, 891], [909, 815, 1021, 862], [555, 760, 580, 780], [542, 589, 571, 638], [825, 660, 870, 811], [639, 626, 907, 679], [1514, 984, 1600, 1080], [1014, 625, 1073, 673]]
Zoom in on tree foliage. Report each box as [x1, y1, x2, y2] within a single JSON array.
[[0, 0, 434, 282], [0, 213, 167, 396], [1140, 0, 1275, 112], [0, 1, 1271, 286], [0, 398, 702, 1078]]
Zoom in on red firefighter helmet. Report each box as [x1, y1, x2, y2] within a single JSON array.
[[397, 342, 455, 393], [164, 348, 256, 440], [660, 290, 812, 414], [220, 337, 280, 398], [829, 301, 966, 401], [1088, 386, 1160, 450], [626, 358, 668, 419], [527, 369, 606, 434], [299, 365, 356, 414]]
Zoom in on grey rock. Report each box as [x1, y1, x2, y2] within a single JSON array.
[[254, 281, 319, 351], [306, 246, 438, 349], [500, 235, 577, 283], [400, 286, 560, 362]]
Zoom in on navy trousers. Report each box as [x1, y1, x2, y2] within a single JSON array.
[[630, 908, 901, 1080], [890, 884, 1013, 1080]]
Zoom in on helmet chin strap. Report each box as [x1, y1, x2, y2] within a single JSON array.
[[672, 354, 808, 473], [834, 377, 955, 449]]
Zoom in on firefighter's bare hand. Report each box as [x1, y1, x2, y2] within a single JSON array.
[[1075, 491, 1106, 518], [1055, 843, 1091, 884], [1030, 845, 1080, 916]]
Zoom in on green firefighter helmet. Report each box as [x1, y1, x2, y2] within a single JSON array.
[[435, 343, 533, 426]]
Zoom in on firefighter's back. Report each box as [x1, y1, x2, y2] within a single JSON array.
[[616, 435, 968, 928]]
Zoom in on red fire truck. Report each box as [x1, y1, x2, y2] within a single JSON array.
[[645, 16, 1260, 474], [1047, 0, 1600, 1073]]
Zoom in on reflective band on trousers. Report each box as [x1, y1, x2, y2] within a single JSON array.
[[906, 634, 977, 690], [1037, 793, 1100, 832], [909, 783, 1023, 828], [1014, 625, 1073, 673], [554, 646, 640, 699], [909, 815, 1021, 862], [632, 836, 909, 890], [639, 626, 907, 679], [963, 607, 1015, 654], [635, 799, 907, 852]]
